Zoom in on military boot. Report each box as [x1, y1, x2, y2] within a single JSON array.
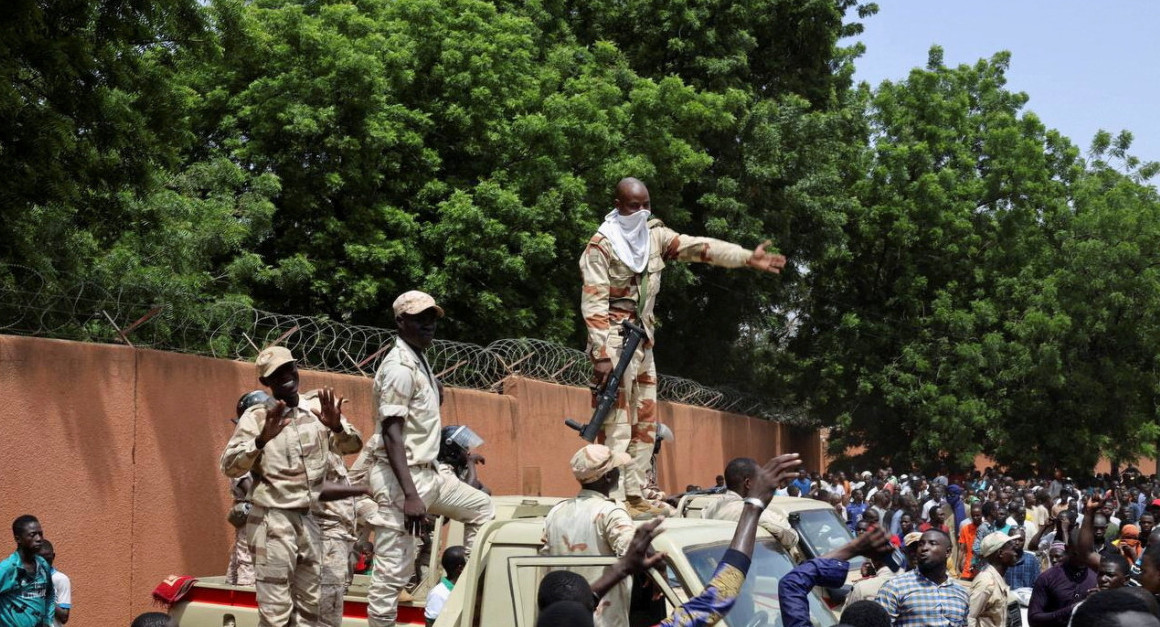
[[626, 495, 667, 519]]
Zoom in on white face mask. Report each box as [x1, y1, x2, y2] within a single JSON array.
[[598, 209, 652, 273]]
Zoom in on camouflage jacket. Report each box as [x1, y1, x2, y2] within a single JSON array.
[[579, 218, 752, 361]]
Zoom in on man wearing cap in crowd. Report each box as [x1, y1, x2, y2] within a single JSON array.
[[580, 177, 788, 517], [365, 291, 495, 627], [541, 444, 638, 627], [221, 347, 364, 626], [968, 532, 1017, 627]]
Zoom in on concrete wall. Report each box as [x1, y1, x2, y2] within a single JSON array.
[[0, 334, 800, 626]]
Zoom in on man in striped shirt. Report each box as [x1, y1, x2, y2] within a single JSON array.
[[876, 528, 969, 627]]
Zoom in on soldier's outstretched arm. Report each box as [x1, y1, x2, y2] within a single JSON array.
[[657, 226, 785, 273]]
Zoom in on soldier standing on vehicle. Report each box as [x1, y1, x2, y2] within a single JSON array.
[[366, 291, 495, 627], [541, 444, 638, 627], [220, 347, 364, 627], [580, 177, 787, 517], [701, 457, 799, 551]]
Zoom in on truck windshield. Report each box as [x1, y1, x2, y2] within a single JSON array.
[[792, 509, 865, 570], [682, 540, 837, 627]]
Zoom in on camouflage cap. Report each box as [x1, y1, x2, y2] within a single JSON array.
[[256, 346, 295, 378], [393, 290, 444, 318], [570, 444, 631, 483], [903, 531, 924, 547]]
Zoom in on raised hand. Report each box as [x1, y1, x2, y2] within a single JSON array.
[[751, 453, 802, 505], [257, 400, 291, 447], [617, 518, 667, 576], [746, 240, 787, 274], [312, 387, 346, 432]]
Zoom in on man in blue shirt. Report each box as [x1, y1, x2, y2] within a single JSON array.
[[1003, 527, 1041, 590], [790, 470, 812, 496], [0, 515, 55, 627]]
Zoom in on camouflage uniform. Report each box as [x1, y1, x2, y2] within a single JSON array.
[[540, 445, 637, 627], [700, 490, 800, 551], [541, 491, 636, 627], [316, 454, 358, 627], [226, 474, 256, 586], [580, 219, 753, 501], [366, 338, 494, 627], [221, 383, 363, 627]]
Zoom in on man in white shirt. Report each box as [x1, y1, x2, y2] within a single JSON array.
[[423, 546, 465, 627], [39, 540, 70, 627]]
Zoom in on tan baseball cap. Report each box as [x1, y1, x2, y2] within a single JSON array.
[[256, 346, 295, 378], [979, 532, 1016, 557], [570, 444, 631, 483], [903, 531, 924, 547], [393, 290, 444, 318]]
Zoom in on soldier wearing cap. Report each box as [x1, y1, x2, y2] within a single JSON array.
[[968, 532, 1017, 627], [541, 444, 638, 627], [580, 177, 787, 517], [220, 347, 364, 627], [365, 291, 495, 627]]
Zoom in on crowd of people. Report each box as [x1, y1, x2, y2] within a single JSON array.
[[11, 178, 1160, 627], [766, 465, 1160, 626]]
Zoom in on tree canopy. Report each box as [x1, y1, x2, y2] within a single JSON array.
[[3, 0, 1158, 474]]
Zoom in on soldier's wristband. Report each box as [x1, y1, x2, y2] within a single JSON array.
[[743, 497, 765, 510]]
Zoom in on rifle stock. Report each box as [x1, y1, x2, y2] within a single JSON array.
[[566, 320, 647, 442]]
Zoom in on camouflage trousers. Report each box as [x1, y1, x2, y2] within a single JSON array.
[[246, 506, 322, 627], [365, 464, 494, 627], [600, 337, 658, 501], [227, 525, 255, 586], [319, 532, 354, 627]]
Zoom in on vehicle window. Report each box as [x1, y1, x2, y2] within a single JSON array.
[[682, 540, 838, 627], [505, 557, 675, 627], [792, 509, 865, 570]]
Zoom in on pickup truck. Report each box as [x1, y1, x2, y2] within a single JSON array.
[[169, 496, 839, 626], [170, 496, 563, 627]]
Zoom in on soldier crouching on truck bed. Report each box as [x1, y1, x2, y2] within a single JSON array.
[[220, 347, 364, 627], [365, 291, 495, 627]]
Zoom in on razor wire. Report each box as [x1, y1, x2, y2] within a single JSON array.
[[0, 264, 811, 424]]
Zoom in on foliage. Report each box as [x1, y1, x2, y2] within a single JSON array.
[[796, 48, 1160, 474], [6, 0, 1160, 473]]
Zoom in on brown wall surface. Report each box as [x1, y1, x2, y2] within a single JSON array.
[[0, 335, 793, 626]]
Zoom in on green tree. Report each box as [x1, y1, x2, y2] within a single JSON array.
[[184, 0, 870, 353], [796, 47, 1160, 473]]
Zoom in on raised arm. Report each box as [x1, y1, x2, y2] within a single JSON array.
[[1077, 495, 1102, 571], [660, 453, 802, 627]]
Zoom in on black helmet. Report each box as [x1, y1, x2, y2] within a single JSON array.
[[236, 390, 272, 418]]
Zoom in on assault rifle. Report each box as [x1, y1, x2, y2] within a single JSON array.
[[565, 320, 647, 442]]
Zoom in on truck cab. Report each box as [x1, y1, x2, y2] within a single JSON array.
[[434, 516, 838, 627], [676, 493, 866, 606]]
